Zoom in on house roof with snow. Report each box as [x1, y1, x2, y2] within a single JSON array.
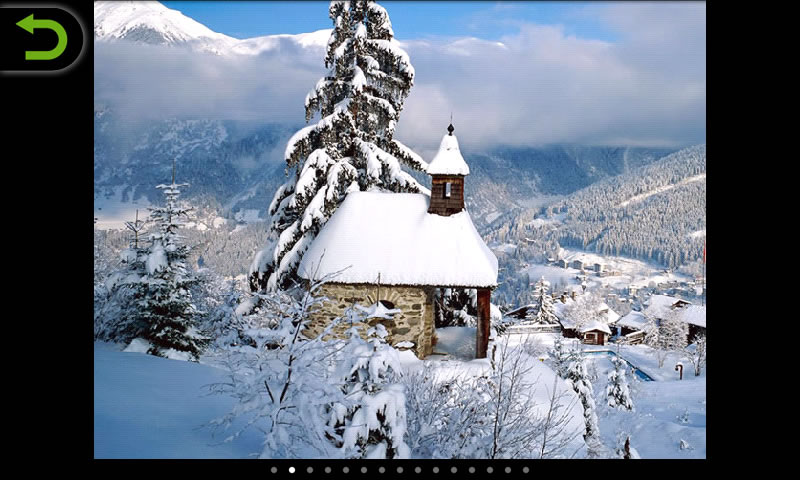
[[297, 190, 498, 288], [426, 126, 470, 176], [617, 311, 648, 330], [680, 305, 706, 328], [580, 320, 611, 335], [644, 295, 690, 319], [597, 302, 620, 324]]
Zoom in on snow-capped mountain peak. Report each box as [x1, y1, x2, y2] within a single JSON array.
[[94, 1, 331, 56], [94, 1, 236, 53]]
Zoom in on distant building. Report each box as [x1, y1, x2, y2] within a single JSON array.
[[556, 259, 569, 268], [571, 259, 584, 270], [594, 263, 604, 273]]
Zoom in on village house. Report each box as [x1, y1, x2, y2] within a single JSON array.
[[618, 295, 706, 344], [580, 320, 612, 346], [594, 263, 604, 274], [616, 310, 648, 343], [297, 124, 498, 359]]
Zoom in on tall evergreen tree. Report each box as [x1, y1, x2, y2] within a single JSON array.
[[136, 177, 207, 361], [250, 0, 429, 292]]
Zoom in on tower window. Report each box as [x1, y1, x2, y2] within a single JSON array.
[[444, 182, 452, 198]]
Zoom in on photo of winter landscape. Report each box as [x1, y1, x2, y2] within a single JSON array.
[[93, 1, 706, 460]]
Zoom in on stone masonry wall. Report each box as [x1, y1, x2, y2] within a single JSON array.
[[305, 282, 436, 358]]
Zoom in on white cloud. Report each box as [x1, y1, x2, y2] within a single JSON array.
[[94, 2, 705, 154]]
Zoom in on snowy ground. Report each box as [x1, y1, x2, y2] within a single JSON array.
[[94, 329, 705, 459], [94, 342, 263, 458]]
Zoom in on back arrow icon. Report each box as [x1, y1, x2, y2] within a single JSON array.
[[16, 13, 67, 60]]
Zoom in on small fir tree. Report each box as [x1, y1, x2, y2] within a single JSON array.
[[250, 0, 429, 292], [527, 277, 558, 325], [136, 176, 206, 361], [564, 342, 599, 440], [550, 335, 571, 379], [606, 354, 634, 411], [95, 211, 150, 342]]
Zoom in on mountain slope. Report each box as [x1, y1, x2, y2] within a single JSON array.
[[94, 1, 237, 53], [94, 1, 329, 55], [486, 145, 706, 269]]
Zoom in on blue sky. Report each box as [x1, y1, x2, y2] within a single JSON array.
[[161, 1, 619, 42]]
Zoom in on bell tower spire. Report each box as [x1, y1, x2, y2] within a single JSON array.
[[427, 122, 469, 216]]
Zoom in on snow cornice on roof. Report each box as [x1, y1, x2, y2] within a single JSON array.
[[298, 191, 497, 288]]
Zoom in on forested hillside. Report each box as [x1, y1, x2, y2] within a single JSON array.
[[486, 145, 706, 272]]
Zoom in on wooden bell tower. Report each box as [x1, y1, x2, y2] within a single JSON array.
[[427, 123, 469, 216]]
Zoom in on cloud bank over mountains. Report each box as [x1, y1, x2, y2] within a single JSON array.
[[94, 1, 705, 154]]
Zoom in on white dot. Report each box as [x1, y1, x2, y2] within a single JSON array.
[[289, 467, 295, 474]]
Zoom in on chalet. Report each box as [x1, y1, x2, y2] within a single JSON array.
[[580, 320, 611, 346], [644, 295, 691, 320], [597, 302, 620, 326], [505, 304, 535, 320], [297, 124, 498, 359], [681, 304, 706, 342], [616, 310, 648, 341], [556, 259, 569, 269], [636, 295, 706, 344], [571, 259, 585, 270]]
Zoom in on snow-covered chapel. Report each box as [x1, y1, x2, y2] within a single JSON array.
[[298, 124, 498, 359]]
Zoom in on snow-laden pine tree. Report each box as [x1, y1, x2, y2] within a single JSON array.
[[135, 179, 207, 361], [564, 343, 599, 440], [550, 335, 571, 379], [606, 354, 634, 411], [527, 277, 558, 325], [328, 324, 410, 459], [250, 0, 429, 292], [95, 212, 150, 343]]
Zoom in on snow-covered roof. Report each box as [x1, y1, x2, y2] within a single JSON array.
[[617, 311, 648, 330], [581, 320, 611, 335], [298, 191, 498, 287], [680, 305, 706, 328], [597, 303, 620, 324], [644, 295, 690, 319], [426, 132, 470, 176]]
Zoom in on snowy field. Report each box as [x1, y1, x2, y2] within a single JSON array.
[[95, 330, 705, 459]]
